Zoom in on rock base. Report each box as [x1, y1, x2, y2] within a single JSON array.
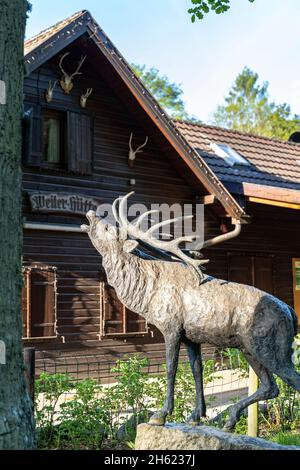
[[135, 423, 300, 450]]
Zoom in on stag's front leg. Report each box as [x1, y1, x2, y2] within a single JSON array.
[[149, 332, 181, 426], [185, 339, 206, 425]]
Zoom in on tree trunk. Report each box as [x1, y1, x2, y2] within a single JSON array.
[[0, 0, 35, 449]]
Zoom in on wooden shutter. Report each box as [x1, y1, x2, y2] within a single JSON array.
[[228, 253, 274, 294], [253, 257, 274, 294], [21, 267, 57, 339], [102, 283, 124, 336], [126, 310, 147, 334], [101, 282, 147, 337], [228, 254, 253, 286], [22, 104, 43, 167], [67, 112, 93, 174]]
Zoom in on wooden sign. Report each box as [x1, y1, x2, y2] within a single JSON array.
[[29, 192, 99, 215], [292, 259, 300, 320]]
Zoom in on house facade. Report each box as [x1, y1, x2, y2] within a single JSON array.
[[22, 11, 300, 379]]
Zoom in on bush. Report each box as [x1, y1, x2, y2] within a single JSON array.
[[35, 374, 107, 449], [260, 337, 300, 434], [35, 343, 300, 449]]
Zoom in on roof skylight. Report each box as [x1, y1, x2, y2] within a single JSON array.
[[210, 143, 250, 167]]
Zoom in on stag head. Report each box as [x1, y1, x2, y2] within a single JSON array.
[[128, 133, 148, 167], [45, 80, 57, 103], [80, 88, 93, 108], [59, 52, 86, 94]]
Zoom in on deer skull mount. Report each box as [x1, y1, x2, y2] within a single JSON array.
[[59, 52, 87, 94], [80, 88, 93, 109], [128, 133, 148, 167], [45, 80, 57, 103]]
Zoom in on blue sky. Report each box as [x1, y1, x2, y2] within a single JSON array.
[[26, 0, 300, 123]]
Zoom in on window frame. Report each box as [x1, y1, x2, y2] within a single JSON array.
[[22, 102, 94, 175], [22, 264, 58, 341], [99, 281, 148, 338], [210, 142, 250, 167], [42, 108, 67, 170]]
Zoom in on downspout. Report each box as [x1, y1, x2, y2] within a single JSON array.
[[23, 222, 82, 233], [202, 220, 242, 249]]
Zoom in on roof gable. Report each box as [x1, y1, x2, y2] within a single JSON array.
[[24, 10, 247, 222]]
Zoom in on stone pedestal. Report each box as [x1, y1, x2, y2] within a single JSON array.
[[135, 423, 300, 450]]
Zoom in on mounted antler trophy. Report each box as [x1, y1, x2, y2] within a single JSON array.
[[59, 52, 86, 94], [82, 192, 300, 431], [80, 88, 93, 108], [128, 133, 148, 167], [45, 80, 57, 103]]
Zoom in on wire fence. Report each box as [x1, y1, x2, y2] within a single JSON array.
[[32, 347, 249, 420]]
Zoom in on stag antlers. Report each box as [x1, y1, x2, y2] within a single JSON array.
[[128, 133, 148, 167], [45, 80, 57, 103], [59, 52, 87, 94], [112, 192, 209, 274], [80, 88, 93, 108]]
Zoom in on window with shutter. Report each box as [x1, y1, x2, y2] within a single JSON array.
[[22, 266, 57, 340], [23, 106, 93, 175], [67, 112, 93, 175], [100, 282, 147, 337]]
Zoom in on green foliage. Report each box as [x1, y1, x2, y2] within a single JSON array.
[[270, 431, 300, 447], [234, 337, 300, 437], [35, 373, 74, 448], [111, 355, 149, 413], [260, 337, 300, 433], [132, 64, 200, 122], [222, 348, 248, 377], [35, 346, 300, 449], [214, 67, 300, 140], [188, 0, 255, 22], [58, 379, 108, 449]]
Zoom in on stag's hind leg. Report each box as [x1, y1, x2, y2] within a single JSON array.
[[184, 339, 206, 425], [149, 332, 181, 426], [275, 363, 300, 393], [223, 353, 279, 431]]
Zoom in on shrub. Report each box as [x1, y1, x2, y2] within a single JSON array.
[[34, 344, 300, 449]]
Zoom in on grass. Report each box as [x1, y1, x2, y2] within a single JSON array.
[[270, 432, 300, 447]]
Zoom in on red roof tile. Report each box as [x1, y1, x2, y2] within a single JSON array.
[[175, 121, 300, 191]]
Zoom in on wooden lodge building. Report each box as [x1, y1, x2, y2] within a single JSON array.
[[22, 11, 300, 378]]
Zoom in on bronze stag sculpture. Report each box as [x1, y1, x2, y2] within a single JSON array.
[[82, 193, 300, 431]]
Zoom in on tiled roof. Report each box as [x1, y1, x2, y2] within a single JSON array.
[[176, 121, 300, 192], [24, 10, 86, 55]]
